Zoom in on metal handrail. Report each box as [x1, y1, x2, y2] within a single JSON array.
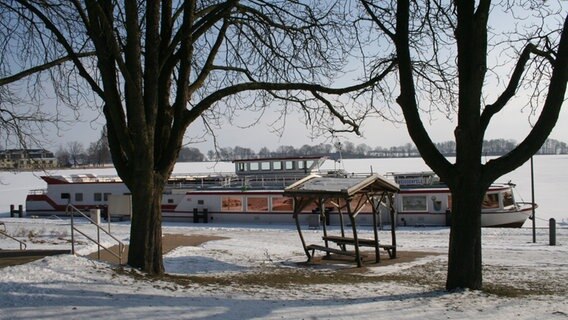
[[66, 204, 126, 265], [0, 222, 27, 250]]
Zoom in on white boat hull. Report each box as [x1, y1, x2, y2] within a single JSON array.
[[24, 167, 534, 228], [480, 205, 533, 228]]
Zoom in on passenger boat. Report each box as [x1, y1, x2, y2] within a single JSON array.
[[391, 172, 535, 228], [24, 156, 534, 227]]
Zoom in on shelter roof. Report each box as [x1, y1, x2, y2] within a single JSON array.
[[283, 174, 399, 198]]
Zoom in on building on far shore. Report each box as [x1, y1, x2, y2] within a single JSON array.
[[0, 149, 58, 170]]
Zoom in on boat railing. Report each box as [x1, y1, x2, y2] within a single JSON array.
[[165, 172, 317, 190], [68, 174, 123, 183], [0, 222, 27, 250], [66, 204, 126, 265], [516, 201, 538, 210]]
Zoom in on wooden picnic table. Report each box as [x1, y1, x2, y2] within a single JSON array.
[[322, 235, 396, 258]]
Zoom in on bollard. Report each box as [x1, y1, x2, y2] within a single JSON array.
[[9, 204, 24, 218], [549, 218, 556, 246], [90, 208, 101, 225]]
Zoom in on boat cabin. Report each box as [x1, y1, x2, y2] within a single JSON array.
[[234, 156, 327, 177]]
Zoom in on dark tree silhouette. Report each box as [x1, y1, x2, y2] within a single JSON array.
[[9, 0, 392, 274], [359, 0, 567, 289]]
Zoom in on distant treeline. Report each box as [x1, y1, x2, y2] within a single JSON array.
[[195, 138, 568, 162], [55, 138, 567, 167]]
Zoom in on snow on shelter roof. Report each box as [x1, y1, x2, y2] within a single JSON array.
[[283, 173, 399, 198]]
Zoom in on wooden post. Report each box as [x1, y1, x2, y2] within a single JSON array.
[[319, 198, 330, 253], [370, 194, 381, 263], [293, 196, 310, 260], [347, 198, 362, 267], [337, 198, 346, 238], [389, 193, 397, 258]]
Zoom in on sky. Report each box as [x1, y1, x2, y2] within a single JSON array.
[[14, 1, 568, 153], [41, 96, 568, 154]]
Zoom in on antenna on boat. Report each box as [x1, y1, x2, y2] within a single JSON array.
[[332, 135, 345, 172]]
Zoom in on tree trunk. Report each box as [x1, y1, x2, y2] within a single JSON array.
[[446, 175, 485, 290], [127, 172, 165, 274]]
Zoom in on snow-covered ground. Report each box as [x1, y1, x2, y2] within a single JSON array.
[[0, 155, 567, 319], [0, 218, 566, 319]]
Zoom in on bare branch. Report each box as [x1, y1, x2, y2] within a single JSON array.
[[0, 52, 95, 86], [480, 42, 557, 134]]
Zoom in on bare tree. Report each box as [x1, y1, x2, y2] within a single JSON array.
[[54, 145, 70, 168], [9, 1, 393, 274], [87, 128, 111, 166], [0, 2, 96, 151], [177, 147, 205, 162], [358, 0, 567, 290], [66, 141, 85, 167]]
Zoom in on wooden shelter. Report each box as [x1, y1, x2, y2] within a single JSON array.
[[284, 174, 400, 267]]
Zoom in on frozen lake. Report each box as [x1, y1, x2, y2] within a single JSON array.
[[1, 154, 566, 226]]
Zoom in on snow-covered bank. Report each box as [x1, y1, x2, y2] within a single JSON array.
[[1, 218, 567, 319]]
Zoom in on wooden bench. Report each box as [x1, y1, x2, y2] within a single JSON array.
[[323, 235, 376, 247], [306, 244, 357, 258], [378, 244, 396, 258], [305, 244, 370, 266], [322, 235, 396, 258]]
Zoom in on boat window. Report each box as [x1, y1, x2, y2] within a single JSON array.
[[297, 161, 305, 170], [401, 196, 427, 212], [301, 201, 318, 213], [342, 194, 374, 213], [261, 161, 270, 170], [482, 193, 499, 209], [502, 190, 514, 207], [306, 160, 314, 169], [75, 193, 84, 202], [431, 196, 442, 211], [94, 193, 102, 202], [271, 196, 293, 212], [197, 199, 204, 205], [221, 196, 243, 211], [103, 193, 112, 201], [237, 163, 245, 172], [285, 161, 294, 170], [61, 193, 70, 200], [247, 197, 268, 212], [249, 162, 259, 171], [273, 161, 282, 170]]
